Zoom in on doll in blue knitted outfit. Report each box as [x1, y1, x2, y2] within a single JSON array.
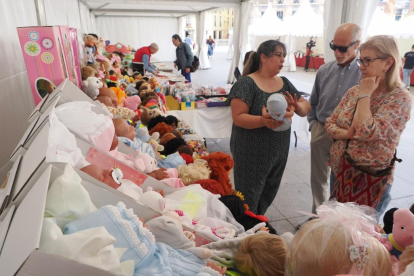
[[64, 202, 226, 276]]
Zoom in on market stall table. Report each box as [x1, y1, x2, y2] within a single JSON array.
[[294, 54, 325, 69], [167, 106, 309, 146]]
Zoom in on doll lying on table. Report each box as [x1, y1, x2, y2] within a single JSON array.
[[40, 164, 225, 276], [286, 201, 392, 276]]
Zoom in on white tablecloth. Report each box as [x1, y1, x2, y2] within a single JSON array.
[[168, 107, 309, 141]]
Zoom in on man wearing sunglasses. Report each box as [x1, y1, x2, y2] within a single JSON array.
[[307, 23, 362, 215]]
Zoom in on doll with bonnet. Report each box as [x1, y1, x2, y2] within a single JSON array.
[[83, 34, 96, 65], [286, 200, 391, 276]]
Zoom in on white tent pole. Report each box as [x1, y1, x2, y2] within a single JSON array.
[[34, 0, 47, 26]]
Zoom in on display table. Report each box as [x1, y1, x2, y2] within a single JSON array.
[[294, 54, 325, 69], [167, 107, 309, 145]]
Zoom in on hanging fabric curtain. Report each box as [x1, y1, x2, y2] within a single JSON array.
[[227, 1, 252, 83], [196, 11, 210, 70]]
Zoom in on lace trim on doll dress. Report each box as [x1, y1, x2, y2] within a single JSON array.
[[105, 203, 155, 256]]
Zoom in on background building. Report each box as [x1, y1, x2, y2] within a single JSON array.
[[379, 0, 414, 20]]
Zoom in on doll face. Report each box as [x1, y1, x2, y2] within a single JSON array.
[[81, 164, 119, 189], [113, 61, 120, 68], [115, 119, 135, 141], [86, 38, 95, 47]]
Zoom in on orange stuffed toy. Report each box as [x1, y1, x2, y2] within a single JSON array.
[[201, 152, 234, 196]]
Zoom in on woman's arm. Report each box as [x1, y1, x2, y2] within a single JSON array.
[[325, 88, 355, 139], [230, 98, 282, 130]]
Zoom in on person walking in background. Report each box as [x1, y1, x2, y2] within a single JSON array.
[[307, 23, 362, 216], [207, 36, 215, 58], [172, 34, 194, 82], [184, 32, 192, 47], [402, 44, 414, 90]]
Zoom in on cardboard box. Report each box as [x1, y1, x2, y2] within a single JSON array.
[[17, 26, 81, 106], [181, 101, 195, 110], [27, 78, 110, 123], [165, 95, 180, 110]]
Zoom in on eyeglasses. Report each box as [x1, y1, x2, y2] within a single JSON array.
[[329, 40, 358, 53], [356, 57, 384, 67]]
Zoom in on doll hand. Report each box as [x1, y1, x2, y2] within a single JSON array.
[[259, 227, 269, 232], [206, 261, 227, 275], [284, 106, 295, 119], [261, 107, 283, 129], [156, 190, 165, 197], [161, 168, 169, 178]]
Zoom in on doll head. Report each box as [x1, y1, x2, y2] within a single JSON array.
[[135, 80, 146, 91], [286, 202, 391, 276], [96, 96, 113, 107], [236, 233, 287, 276], [164, 137, 187, 156], [81, 66, 97, 80], [113, 60, 120, 68], [267, 93, 287, 120], [139, 83, 151, 93], [160, 133, 176, 146], [177, 159, 211, 186], [201, 152, 234, 196], [113, 118, 135, 141], [83, 35, 96, 47], [81, 164, 120, 189], [99, 87, 118, 107], [140, 107, 162, 125], [165, 115, 179, 129]]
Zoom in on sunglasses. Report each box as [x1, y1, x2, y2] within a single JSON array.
[[329, 40, 358, 53]]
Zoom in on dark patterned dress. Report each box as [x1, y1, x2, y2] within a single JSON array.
[[226, 76, 301, 215]]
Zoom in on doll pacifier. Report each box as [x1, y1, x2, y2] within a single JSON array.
[[112, 167, 123, 185]]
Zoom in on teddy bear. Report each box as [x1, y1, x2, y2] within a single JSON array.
[[266, 93, 292, 131], [81, 77, 103, 100], [135, 127, 164, 153], [140, 106, 162, 125]]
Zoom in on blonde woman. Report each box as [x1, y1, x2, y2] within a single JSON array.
[[326, 35, 412, 215]]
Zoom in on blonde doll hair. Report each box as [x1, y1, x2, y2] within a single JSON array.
[[286, 219, 391, 276], [399, 244, 414, 274], [359, 35, 405, 92], [235, 233, 287, 276], [177, 159, 211, 186]]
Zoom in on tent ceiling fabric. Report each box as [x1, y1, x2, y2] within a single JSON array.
[[252, 2, 287, 37], [84, 0, 242, 17], [285, 0, 323, 37], [367, 7, 398, 37]]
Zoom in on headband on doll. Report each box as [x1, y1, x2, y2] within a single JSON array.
[[111, 167, 123, 185]]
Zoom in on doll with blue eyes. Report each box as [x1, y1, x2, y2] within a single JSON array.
[[149, 77, 168, 113]]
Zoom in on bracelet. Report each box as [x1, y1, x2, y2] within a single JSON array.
[[357, 94, 371, 101]]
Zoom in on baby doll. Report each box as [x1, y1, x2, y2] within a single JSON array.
[[235, 233, 287, 276], [266, 93, 292, 131], [113, 118, 159, 161], [99, 87, 118, 107], [83, 34, 96, 65], [81, 66, 97, 81], [286, 201, 391, 276], [64, 202, 226, 276]]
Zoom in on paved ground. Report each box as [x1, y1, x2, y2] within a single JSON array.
[[171, 46, 414, 234]]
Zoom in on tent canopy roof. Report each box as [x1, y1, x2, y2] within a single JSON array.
[[83, 0, 244, 18], [285, 0, 323, 37], [252, 3, 287, 37]]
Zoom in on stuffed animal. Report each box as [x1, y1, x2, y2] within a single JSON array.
[[201, 152, 234, 196], [266, 93, 292, 131], [140, 107, 162, 125], [135, 127, 164, 152], [146, 211, 213, 260], [139, 187, 166, 213], [385, 208, 414, 259], [147, 133, 164, 152], [124, 95, 141, 111], [149, 122, 173, 138], [134, 150, 158, 174], [81, 77, 103, 100]]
